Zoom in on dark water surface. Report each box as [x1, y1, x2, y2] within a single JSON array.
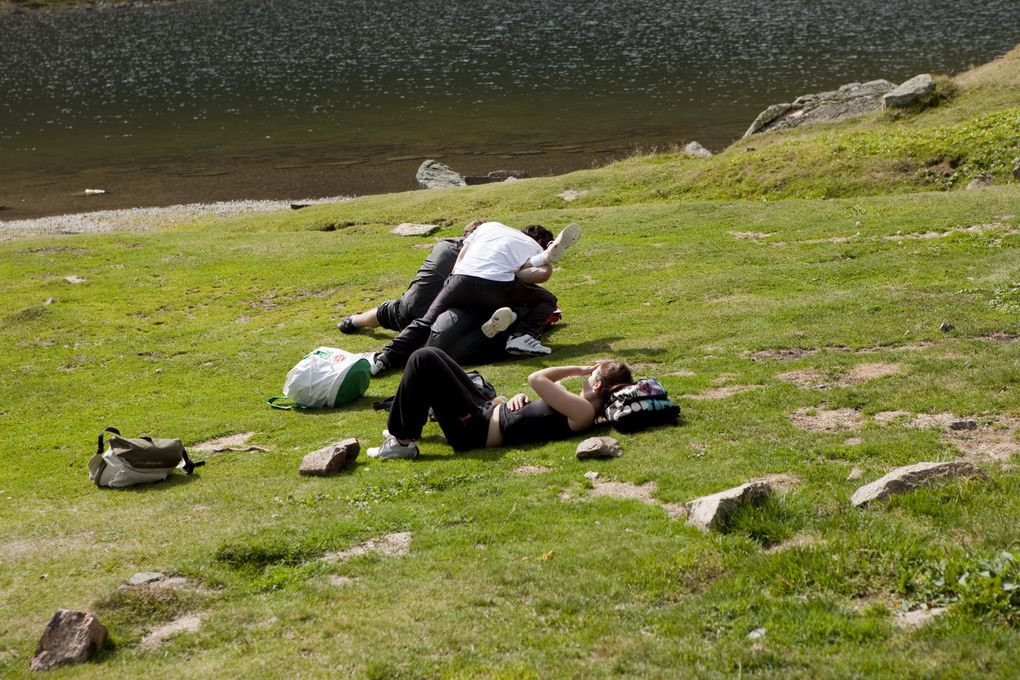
[[1, 0, 1017, 219]]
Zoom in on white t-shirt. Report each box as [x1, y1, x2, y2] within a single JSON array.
[[452, 221, 543, 282]]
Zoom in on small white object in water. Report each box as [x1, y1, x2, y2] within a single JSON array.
[[84, 188, 107, 195]]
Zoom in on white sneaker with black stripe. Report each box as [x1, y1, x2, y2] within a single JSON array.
[[505, 333, 551, 355]]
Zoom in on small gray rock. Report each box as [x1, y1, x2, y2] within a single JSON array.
[[416, 160, 466, 189], [948, 420, 977, 431], [747, 627, 766, 640], [883, 74, 936, 109], [127, 572, 165, 587], [583, 471, 600, 481], [850, 460, 987, 507], [576, 436, 623, 460], [966, 175, 993, 190], [847, 466, 864, 481], [64, 275, 85, 284], [1013, 157, 1020, 181], [685, 481, 772, 532], [299, 438, 360, 476], [683, 141, 713, 158], [391, 223, 441, 237], [30, 610, 108, 671]]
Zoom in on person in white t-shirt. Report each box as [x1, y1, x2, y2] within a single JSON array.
[[371, 221, 581, 374]]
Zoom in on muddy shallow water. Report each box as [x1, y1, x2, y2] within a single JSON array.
[[2, 0, 1017, 220]]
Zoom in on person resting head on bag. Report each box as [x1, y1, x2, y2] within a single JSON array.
[[368, 347, 637, 459]]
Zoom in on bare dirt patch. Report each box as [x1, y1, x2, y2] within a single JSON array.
[[779, 363, 901, 389], [323, 532, 413, 563], [190, 432, 267, 454], [882, 411, 1020, 462], [881, 223, 1020, 242], [729, 231, 775, 240], [978, 332, 1020, 344], [778, 369, 830, 389], [789, 407, 866, 433], [140, 614, 203, 651], [513, 465, 552, 475], [838, 362, 902, 386], [688, 385, 761, 400], [557, 189, 590, 202], [329, 575, 356, 587], [751, 347, 819, 361], [893, 607, 947, 630], [588, 480, 659, 504]]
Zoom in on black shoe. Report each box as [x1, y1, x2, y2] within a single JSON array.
[[338, 316, 359, 334]]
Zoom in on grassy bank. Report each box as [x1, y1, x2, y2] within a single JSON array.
[[1, 46, 1019, 678]]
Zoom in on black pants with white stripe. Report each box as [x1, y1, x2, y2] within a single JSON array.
[[388, 347, 495, 451]]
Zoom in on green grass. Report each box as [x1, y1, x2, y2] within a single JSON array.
[[2, 45, 1020, 679]]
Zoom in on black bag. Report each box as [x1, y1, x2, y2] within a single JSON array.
[[604, 378, 680, 433], [373, 370, 497, 413]]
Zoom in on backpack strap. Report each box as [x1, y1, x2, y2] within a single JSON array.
[[96, 426, 121, 455], [181, 449, 205, 474]]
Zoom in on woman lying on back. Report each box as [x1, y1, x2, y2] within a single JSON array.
[[368, 347, 634, 459]]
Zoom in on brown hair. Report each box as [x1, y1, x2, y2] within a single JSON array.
[[595, 360, 634, 410]]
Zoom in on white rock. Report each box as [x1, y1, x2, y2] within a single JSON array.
[[391, 223, 441, 237], [683, 141, 713, 158], [685, 481, 772, 532], [883, 74, 936, 108], [850, 460, 986, 507]]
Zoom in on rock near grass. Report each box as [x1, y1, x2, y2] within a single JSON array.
[[744, 80, 895, 137], [391, 223, 441, 237], [882, 74, 936, 108], [30, 610, 107, 672], [850, 460, 987, 507], [683, 141, 713, 158], [576, 436, 623, 460], [685, 481, 772, 532], [416, 160, 466, 189], [299, 438, 360, 476]]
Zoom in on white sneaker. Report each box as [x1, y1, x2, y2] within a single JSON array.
[[368, 352, 390, 377], [505, 333, 552, 355], [538, 223, 581, 265], [481, 307, 517, 338], [367, 430, 419, 460]]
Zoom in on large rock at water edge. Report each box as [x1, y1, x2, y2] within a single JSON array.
[[685, 481, 772, 531], [850, 460, 986, 507], [300, 438, 360, 476], [30, 610, 108, 671], [882, 74, 935, 109], [744, 80, 895, 137], [416, 160, 466, 189], [683, 141, 713, 158]]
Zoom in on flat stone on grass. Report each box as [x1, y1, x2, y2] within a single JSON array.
[[139, 614, 202, 651], [685, 481, 772, 532], [30, 610, 108, 671], [391, 223, 441, 237], [850, 461, 987, 507], [299, 438, 359, 476], [576, 436, 623, 460]]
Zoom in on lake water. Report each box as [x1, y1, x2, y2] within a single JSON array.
[[1, 0, 1018, 219]]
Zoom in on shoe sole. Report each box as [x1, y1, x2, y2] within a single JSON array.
[[545, 223, 581, 263], [481, 307, 517, 338], [505, 342, 552, 356]]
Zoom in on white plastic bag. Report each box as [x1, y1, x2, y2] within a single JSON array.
[[278, 347, 371, 408]]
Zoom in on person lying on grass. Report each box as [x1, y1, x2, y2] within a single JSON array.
[[367, 347, 634, 459]]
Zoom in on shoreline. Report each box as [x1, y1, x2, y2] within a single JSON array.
[[0, 195, 350, 239]]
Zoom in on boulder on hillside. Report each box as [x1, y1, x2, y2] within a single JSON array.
[[30, 610, 108, 671], [850, 460, 987, 507], [416, 160, 466, 189], [685, 481, 772, 531], [883, 74, 936, 109], [743, 79, 895, 137], [683, 141, 713, 158]]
